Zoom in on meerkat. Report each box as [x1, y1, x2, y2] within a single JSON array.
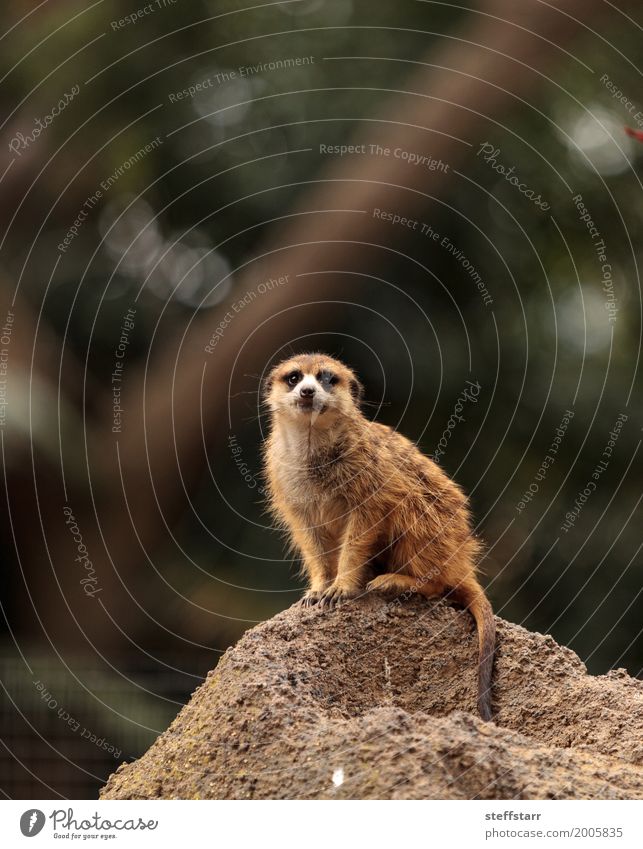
[[262, 353, 495, 720]]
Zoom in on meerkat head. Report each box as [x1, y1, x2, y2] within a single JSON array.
[[263, 353, 364, 427]]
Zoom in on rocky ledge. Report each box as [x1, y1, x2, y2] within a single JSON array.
[[101, 596, 643, 799]]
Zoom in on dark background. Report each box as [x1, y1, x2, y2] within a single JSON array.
[[0, 0, 641, 798]]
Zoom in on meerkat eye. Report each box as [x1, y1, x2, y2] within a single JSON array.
[[317, 370, 339, 387], [285, 370, 302, 387]]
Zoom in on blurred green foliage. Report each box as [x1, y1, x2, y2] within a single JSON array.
[[1, 0, 642, 798]]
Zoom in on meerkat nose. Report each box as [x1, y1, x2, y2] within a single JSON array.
[[300, 385, 315, 398]]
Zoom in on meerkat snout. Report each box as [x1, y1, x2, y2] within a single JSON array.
[[297, 375, 319, 404]]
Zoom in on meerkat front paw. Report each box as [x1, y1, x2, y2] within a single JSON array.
[[318, 584, 359, 608], [298, 591, 322, 607]]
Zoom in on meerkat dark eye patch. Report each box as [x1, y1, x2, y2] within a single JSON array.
[[317, 370, 339, 387], [284, 370, 303, 388]]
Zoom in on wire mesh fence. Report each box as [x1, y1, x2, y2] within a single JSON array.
[[0, 647, 214, 799]]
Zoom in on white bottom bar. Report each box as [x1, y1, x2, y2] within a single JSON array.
[[1, 799, 641, 848]]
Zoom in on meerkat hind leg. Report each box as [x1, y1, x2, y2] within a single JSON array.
[[367, 572, 443, 598]]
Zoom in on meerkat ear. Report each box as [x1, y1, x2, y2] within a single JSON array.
[[350, 377, 364, 404]]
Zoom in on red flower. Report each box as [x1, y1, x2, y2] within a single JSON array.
[[624, 126, 643, 142]]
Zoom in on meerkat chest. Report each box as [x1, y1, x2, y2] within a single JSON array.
[[270, 429, 349, 506], [273, 460, 348, 541]]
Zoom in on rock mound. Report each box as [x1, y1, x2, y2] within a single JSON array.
[[101, 597, 643, 799]]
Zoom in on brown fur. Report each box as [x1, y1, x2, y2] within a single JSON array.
[[262, 353, 495, 720]]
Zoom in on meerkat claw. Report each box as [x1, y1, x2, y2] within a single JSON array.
[[299, 591, 321, 607], [318, 589, 336, 608], [319, 586, 356, 608]]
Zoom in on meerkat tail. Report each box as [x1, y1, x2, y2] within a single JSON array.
[[451, 579, 496, 722]]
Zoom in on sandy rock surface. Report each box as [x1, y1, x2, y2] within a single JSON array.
[[101, 597, 643, 799]]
